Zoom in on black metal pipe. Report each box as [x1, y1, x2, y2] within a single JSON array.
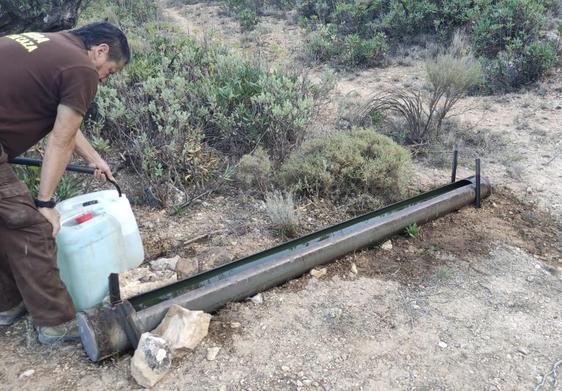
[[9, 157, 122, 197], [475, 158, 481, 208], [109, 273, 121, 306], [451, 149, 458, 183], [77, 176, 491, 362]]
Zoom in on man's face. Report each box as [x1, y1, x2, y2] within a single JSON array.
[[96, 59, 125, 83], [89, 44, 126, 83]]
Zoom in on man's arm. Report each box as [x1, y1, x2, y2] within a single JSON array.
[[74, 129, 115, 181], [37, 104, 83, 236]]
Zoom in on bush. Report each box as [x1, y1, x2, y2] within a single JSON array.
[[340, 33, 388, 66], [236, 147, 272, 192], [480, 41, 557, 91], [306, 25, 388, 67], [278, 128, 411, 203], [81, 1, 316, 205], [471, 0, 556, 90], [471, 0, 546, 58], [355, 53, 482, 143], [306, 24, 339, 62], [264, 191, 300, 238]]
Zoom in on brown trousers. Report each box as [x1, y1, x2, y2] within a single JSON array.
[[0, 147, 75, 326]]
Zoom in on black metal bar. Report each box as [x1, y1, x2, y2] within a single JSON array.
[[108, 273, 141, 349], [475, 158, 481, 208], [109, 273, 121, 305], [9, 157, 122, 197], [451, 149, 458, 183], [9, 157, 95, 174]]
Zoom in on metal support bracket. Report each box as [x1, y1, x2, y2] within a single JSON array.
[[108, 273, 141, 349]]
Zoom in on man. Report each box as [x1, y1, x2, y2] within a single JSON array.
[[0, 22, 130, 344]]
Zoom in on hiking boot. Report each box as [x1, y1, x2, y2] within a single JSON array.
[[36, 319, 80, 345], [0, 302, 27, 326]]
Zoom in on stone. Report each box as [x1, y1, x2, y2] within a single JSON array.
[[438, 341, 448, 348], [130, 333, 172, 388], [150, 256, 180, 272], [176, 257, 198, 278], [152, 304, 211, 358], [381, 240, 393, 251], [19, 369, 34, 379], [310, 268, 327, 278], [250, 293, 264, 305], [230, 322, 241, 329], [206, 347, 221, 361], [350, 263, 358, 274]]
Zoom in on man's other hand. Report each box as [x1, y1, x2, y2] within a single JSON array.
[[89, 158, 115, 182], [38, 207, 61, 237]]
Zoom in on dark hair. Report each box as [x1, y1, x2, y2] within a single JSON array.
[[70, 22, 130, 64]]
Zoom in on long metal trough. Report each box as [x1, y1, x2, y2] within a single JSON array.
[[78, 176, 491, 361]]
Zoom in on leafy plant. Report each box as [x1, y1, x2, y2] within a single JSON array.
[[404, 223, 420, 238]]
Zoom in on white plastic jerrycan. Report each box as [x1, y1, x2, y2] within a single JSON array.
[[56, 211, 126, 311], [56, 190, 144, 270]]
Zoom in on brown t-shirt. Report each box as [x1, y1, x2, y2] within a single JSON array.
[[0, 31, 98, 157]]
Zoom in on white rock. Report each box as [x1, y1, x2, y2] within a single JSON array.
[[438, 341, 448, 348], [150, 256, 180, 272], [130, 333, 172, 388], [381, 240, 393, 251], [206, 347, 221, 361], [250, 293, 264, 305], [176, 257, 198, 278], [19, 369, 34, 379], [350, 263, 358, 274], [152, 304, 211, 358], [230, 322, 241, 329], [310, 268, 327, 278]]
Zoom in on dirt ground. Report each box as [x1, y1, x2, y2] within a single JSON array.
[[1, 1, 561, 390]]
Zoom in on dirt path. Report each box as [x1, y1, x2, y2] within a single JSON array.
[[0, 2, 561, 390]]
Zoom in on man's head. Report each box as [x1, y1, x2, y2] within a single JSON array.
[[70, 22, 130, 83]]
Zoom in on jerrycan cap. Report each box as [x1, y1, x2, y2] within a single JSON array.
[[75, 212, 95, 224]]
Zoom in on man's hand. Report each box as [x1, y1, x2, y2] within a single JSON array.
[[89, 158, 115, 182], [37, 207, 61, 237]]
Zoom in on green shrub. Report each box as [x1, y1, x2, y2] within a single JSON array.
[[471, 0, 546, 58], [471, 0, 556, 90], [340, 33, 388, 66], [278, 128, 411, 203], [481, 41, 557, 91], [306, 24, 339, 62], [81, 2, 316, 205], [236, 147, 272, 192], [238, 8, 258, 31], [306, 25, 388, 67]]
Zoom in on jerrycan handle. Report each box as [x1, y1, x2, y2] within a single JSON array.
[[8, 157, 122, 197]]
